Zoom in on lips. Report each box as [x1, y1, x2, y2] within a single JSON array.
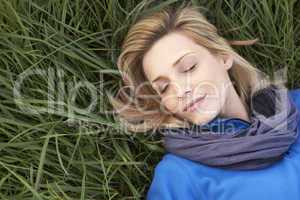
[[183, 94, 207, 112]]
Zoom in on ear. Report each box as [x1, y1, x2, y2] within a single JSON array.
[[219, 53, 233, 70]]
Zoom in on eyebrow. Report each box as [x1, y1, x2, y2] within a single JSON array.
[[151, 51, 195, 84]]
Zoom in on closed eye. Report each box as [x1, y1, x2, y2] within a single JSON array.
[[183, 63, 197, 73], [159, 64, 197, 94], [160, 84, 168, 94]]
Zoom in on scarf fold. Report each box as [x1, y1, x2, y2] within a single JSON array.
[[160, 84, 300, 170]]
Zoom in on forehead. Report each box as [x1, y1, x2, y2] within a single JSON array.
[[142, 32, 200, 82]]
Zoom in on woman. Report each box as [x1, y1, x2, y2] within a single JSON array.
[[109, 3, 300, 200]]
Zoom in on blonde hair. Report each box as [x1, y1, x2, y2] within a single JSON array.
[[108, 3, 279, 133]]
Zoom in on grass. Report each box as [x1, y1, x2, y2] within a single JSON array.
[[0, 0, 299, 199]]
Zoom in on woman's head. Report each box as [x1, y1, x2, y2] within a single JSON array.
[[142, 31, 238, 126], [109, 4, 273, 133]]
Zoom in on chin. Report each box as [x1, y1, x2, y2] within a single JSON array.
[[189, 110, 219, 125]]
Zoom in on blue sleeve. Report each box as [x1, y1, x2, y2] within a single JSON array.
[[146, 156, 199, 200]]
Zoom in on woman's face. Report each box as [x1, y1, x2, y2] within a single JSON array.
[[142, 31, 234, 125]]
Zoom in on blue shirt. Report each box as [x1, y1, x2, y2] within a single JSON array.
[[147, 88, 300, 200]]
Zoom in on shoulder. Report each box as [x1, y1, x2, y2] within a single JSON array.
[[147, 153, 201, 199], [151, 153, 207, 187], [153, 153, 192, 176]]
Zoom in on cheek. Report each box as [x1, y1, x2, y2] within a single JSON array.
[[196, 86, 228, 117], [194, 61, 223, 81], [191, 64, 229, 97], [200, 94, 222, 114]]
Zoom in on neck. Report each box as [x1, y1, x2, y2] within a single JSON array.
[[219, 83, 250, 123]]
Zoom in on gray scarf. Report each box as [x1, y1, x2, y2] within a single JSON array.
[[160, 84, 300, 170]]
